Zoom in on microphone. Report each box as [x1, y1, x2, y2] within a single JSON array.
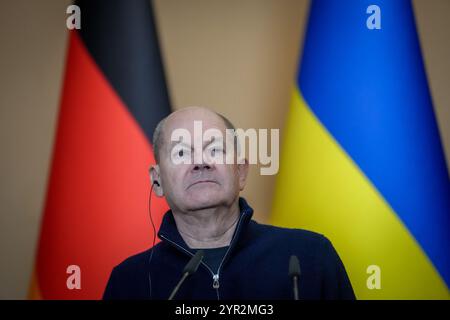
[[168, 250, 204, 300], [289, 255, 301, 300]]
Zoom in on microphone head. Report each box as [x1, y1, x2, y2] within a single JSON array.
[[183, 250, 204, 275], [289, 255, 301, 278]]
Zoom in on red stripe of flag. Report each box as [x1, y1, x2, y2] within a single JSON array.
[[29, 2, 170, 299]]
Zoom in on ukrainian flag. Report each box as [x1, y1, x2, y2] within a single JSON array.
[[270, 0, 449, 299]]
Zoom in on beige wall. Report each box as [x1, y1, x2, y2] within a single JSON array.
[[0, 0, 448, 299]]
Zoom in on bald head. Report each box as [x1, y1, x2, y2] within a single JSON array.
[[152, 107, 235, 163]]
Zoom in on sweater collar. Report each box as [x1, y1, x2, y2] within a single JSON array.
[[157, 197, 254, 252]]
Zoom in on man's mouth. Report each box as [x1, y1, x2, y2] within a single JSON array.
[[187, 180, 219, 189]]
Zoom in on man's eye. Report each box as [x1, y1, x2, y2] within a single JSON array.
[[210, 148, 223, 157], [173, 147, 189, 159]]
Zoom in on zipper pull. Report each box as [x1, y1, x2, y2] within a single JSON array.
[[212, 274, 220, 289]]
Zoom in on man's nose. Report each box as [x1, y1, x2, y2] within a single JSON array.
[[192, 162, 213, 171]]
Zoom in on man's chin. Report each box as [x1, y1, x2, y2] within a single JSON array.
[[183, 194, 224, 211]]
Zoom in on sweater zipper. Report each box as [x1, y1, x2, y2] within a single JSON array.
[[209, 213, 245, 292], [159, 212, 247, 300]]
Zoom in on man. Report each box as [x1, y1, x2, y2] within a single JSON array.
[[103, 107, 355, 300]]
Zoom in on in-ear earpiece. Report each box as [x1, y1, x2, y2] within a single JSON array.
[[153, 181, 160, 187]]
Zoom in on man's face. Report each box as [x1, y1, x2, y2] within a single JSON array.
[[152, 108, 248, 212]]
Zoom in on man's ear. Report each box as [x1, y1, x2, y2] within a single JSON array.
[[149, 165, 164, 197], [237, 158, 249, 191]]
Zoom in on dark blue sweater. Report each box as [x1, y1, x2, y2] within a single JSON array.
[[103, 198, 355, 300]]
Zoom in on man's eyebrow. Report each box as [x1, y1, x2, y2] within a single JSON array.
[[170, 140, 191, 150], [169, 136, 225, 150]]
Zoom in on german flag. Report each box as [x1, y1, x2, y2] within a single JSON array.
[[29, 0, 171, 299]]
